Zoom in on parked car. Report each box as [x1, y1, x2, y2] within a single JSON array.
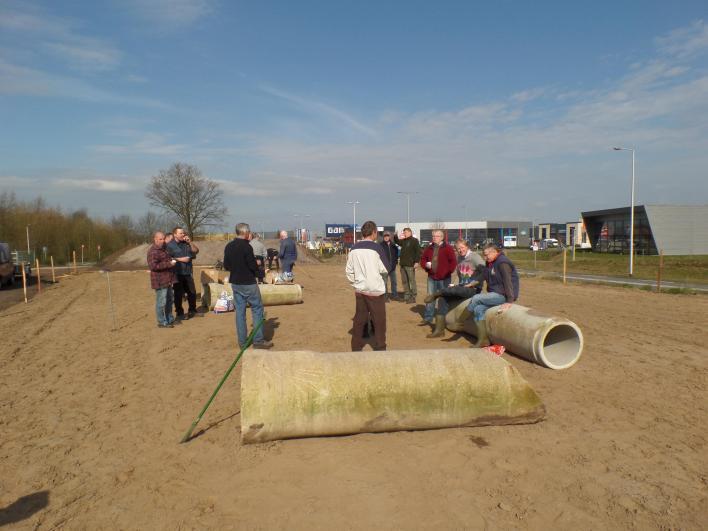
[[541, 238, 560, 249], [0, 243, 15, 287]]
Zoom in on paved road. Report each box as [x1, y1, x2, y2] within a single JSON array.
[[520, 269, 708, 292]]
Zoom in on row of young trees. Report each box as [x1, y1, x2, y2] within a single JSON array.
[[0, 192, 176, 264], [0, 162, 227, 264]]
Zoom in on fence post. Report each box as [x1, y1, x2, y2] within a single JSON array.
[[21, 264, 28, 303], [657, 250, 664, 292], [73, 250, 77, 274], [50, 256, 56, 283], [563, 248, 567, 285], [35, 258, 41, 293]]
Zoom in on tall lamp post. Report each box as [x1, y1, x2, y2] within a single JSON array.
[[396, 191, 418, 225], [346, 201, 360, 244], [613, 146, 636, 276]]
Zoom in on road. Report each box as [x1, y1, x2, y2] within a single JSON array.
[[520, 269, 708, 292]]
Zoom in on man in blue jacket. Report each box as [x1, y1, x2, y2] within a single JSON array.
[[380, 231, 399, 301], [457, 243, 519, 347], [167, 227, 199, 320], [278, 230, 298, 281]]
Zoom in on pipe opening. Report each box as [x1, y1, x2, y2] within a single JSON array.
[[539, 324, 582, 369]]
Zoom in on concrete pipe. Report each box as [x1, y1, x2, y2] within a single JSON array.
[[202, 282, 303, 309], [445, 300, 583, 370], [241, 349, 545, 444]]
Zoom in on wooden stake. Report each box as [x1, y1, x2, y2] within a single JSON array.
[[21, 263, 27, 303], [50, 256, 56, 283], [73, 250, 77, 274], [563, 248, 567, 285], [657, 249, 664, 292], [35, 258, 41, 293]]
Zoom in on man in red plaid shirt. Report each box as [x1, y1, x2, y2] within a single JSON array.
[[147, 231, 180, 328]]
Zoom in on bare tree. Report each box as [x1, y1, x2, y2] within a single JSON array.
[[136, 211, 179, 241], [145, 162, 227, 236]]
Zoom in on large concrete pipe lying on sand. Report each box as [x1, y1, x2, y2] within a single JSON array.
[[241, 349, 545, 444], [445, 300, 583, 370], [202, 282, 303, 309]]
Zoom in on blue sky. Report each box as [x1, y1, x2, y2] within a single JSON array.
[[1, 0, 707, 232]]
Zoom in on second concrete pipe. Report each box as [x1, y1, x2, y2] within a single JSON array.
[[445, 299, 584, 370]]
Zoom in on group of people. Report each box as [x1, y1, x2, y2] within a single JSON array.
[[345, 224, 519, 351], [148, 222, 519, 352], [147, 227, 200, 328]]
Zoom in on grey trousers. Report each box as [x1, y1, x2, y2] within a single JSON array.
[[400, 266, 417, 298]]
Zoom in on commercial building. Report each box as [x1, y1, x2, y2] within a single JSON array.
[[394, 220, 532, 247], [581, 205, 708, 255]]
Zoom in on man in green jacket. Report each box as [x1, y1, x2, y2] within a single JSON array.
[[394, 227, 422, 303]]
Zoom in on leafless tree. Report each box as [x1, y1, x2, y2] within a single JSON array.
[[145, 163, 227, 237], [136, 211, 179, 242]]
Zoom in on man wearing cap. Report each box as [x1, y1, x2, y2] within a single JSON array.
[[394, 227, 421, 303], [380, 231, 399, 301]]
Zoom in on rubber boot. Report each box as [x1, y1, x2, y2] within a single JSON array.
[[456, 307, 473, 326], [472, 320, 491, 348], [426, 315, 446, 338]]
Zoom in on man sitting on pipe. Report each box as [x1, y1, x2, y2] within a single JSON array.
[[423, 238, 485, 338], [455, 243, 519, 347]]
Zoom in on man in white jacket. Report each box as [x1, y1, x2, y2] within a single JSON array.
[[345, 220, 390, 351]]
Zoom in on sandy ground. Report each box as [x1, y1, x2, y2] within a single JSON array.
[[1, 262, 706, 529]]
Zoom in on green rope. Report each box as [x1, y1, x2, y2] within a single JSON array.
[[180, 318, 265, 443]]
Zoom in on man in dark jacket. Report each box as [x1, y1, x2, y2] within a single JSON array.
[[457, 243, 519, 347], [420, 230, 458, 333], [393, 227, 421, 303], [167, 227, 199, 320], [224, 223, 272, 349], [147, 231, 177, 328], [380, 232, 399, 301], [278, 230, 298, 280]]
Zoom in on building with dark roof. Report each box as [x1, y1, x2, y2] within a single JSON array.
[[581, 205, 708, 255]]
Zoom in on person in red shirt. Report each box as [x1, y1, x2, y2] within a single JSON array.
[[420, 229, 457, 337]]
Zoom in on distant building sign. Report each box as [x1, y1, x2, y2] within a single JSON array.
[[325, 224, 353, 236]]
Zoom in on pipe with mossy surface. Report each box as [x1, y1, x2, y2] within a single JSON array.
[[241, 349, 545, 444], [202, 282, 303, 309], [445, 300, 583, 370]]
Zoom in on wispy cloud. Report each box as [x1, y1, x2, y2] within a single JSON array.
[[260, 85, 378, 138], [0, 2, 122, 72], [656, 19, 708, 59], [120, 0, 214, 31], [91, 133, 188, 156], [0, 58, 170, 108], [54, 178, 137, 192]]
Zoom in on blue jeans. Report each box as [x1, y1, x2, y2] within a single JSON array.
[[424, 276, 451, 322], [467, 292, 507, 321], [232, 283, 265, 346], [155, 286, 174, 325], [382, 269, 398, 297]]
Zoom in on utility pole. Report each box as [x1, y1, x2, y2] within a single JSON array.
[[346, 201, 360, 244], [396, 192, 418, 225]]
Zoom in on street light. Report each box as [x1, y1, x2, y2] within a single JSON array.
[[346, 201, 360, 244], [396, 191, 418, 225], [613, 146, 636, 276]]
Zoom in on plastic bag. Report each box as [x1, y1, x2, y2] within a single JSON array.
[[213, 290, 234, 313]]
